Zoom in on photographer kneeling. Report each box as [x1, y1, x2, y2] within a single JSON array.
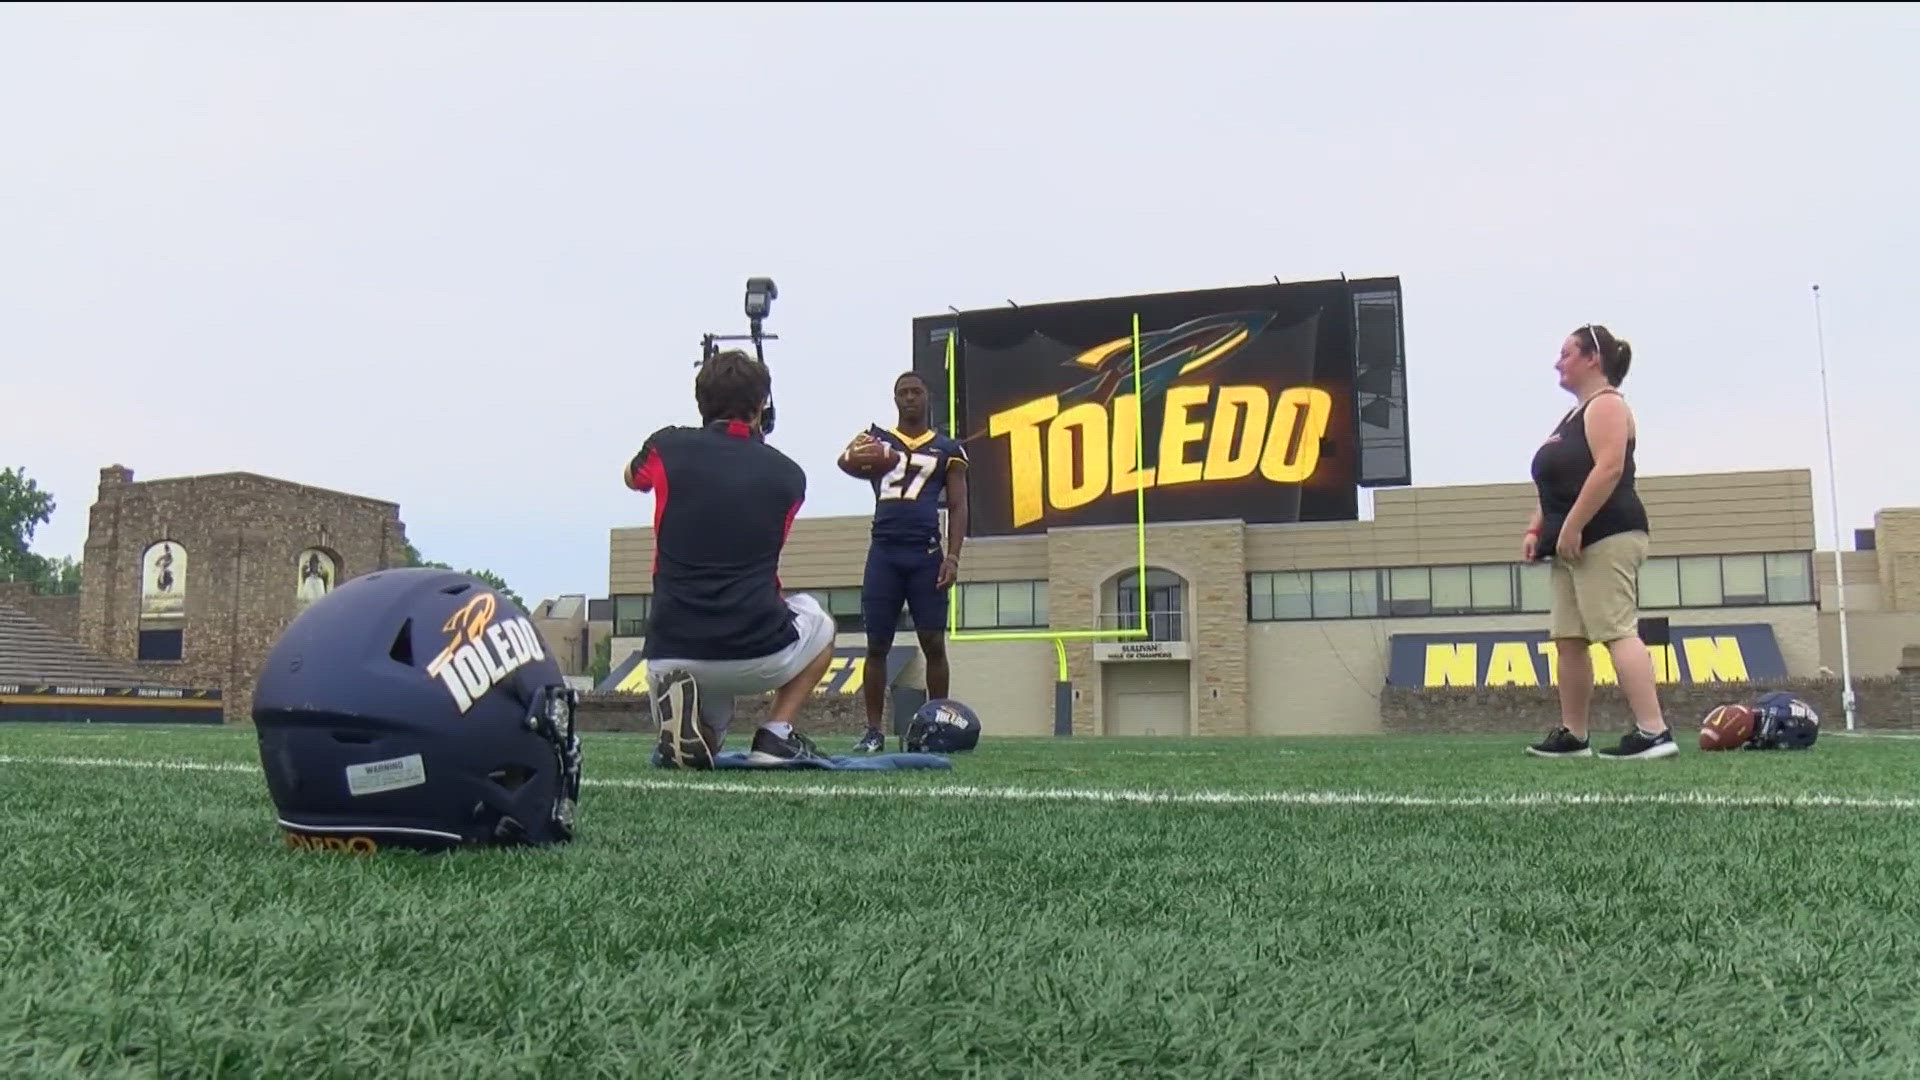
[[622, 348, 834, 769]]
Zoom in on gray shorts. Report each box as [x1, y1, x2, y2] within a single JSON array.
[[646, 592, 835, 744]]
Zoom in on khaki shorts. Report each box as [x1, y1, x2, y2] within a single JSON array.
[[645, 592, 836, 743], [1549, 529, 1649, 643]]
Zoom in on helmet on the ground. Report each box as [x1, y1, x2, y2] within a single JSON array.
[[253, 567, 582, 853], [906, 697, 981, 753], [1747, 690, 1820, 751]]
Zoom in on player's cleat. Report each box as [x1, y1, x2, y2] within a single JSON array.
[[651, 669, 715, 770], [1597, 725, 1679, 760], [1525, 726, 1592, 757], [855, 728, 885, 754], [747, 726, 827, 767]]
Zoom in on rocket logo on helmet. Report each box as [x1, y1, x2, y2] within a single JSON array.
[[906, 698, 982, 754], [425, 591, 550, 714], [253, 567, 584, 854]]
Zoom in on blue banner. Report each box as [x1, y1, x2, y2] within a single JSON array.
[[1385, 624, 1788, 688]]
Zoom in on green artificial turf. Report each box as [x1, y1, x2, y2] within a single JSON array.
[[2, 723, 1917, 1078]]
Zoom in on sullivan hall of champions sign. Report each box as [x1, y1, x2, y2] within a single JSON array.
[[1386, 624, 1790, 688]]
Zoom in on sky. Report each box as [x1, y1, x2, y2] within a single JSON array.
[[4, 2, 1916, 606]]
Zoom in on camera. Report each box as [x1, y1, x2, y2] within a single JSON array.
[[700, 276, 782, 434]]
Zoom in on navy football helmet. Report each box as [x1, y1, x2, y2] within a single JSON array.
[[906, 698, 982, 753], [1747, 690, 1820, 751], [253, 567, 583, 853]]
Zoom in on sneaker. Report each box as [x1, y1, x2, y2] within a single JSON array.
[[855, 728, 885, 754], [651, 670, 715, 771], [1598, 725, 1679, 760], [1526, 726, 1592, 758], [747, 726, 827, 767]]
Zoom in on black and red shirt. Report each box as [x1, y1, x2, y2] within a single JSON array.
[[625, 419, 807, 661]]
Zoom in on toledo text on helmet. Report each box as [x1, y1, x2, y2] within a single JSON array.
[[426, 591, 550, 714]]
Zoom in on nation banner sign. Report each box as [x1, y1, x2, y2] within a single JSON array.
[[912, 277, 1411, 538], [1386, 624, 1790, 688]]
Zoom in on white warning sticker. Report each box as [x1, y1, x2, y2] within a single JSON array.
[[345, 754, 426, 797]]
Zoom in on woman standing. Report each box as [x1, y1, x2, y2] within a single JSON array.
[[1524, 324, 1675, 760]]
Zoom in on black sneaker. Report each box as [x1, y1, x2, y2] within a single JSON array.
[[1526, 726, 1592, 758], [1598, 725, 1679, 760], [855, 728, 885, 754], [651, 669, 714, 771], [747, 726, 827, 767]]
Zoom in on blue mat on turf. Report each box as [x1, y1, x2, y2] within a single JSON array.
[[650, 749, 953, 771]]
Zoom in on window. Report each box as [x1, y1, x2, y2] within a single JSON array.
[[1247, 572, 1314, 621], [790, 588, 869, 634], [139, 628, 183, 662], [1114, 568, 1185, 641], [996, 582, 1035, 628], [1639, 558, 1680, 609], [824, 587, 866, 632], [1387, 567, 1430, 616], [1766, 552, 1813, 604], [1311, 570, 1352, 618], [957, 581, 1047, 630], [1518, 562, 1553, 613], [1248, 549, 1815, 621], [1248, 573, 1274, 621], [1471, 564, 1514, 611], [1349, 569, 1381, 617], [1678, 556, 1723, 607], [612, 594, 651, 637], [1721, 554, 1768, 605], [1273, 572, 1313, 619], [1430, 567, 1472, 614]]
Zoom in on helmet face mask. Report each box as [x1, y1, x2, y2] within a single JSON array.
[[254, 568, 584, 854]]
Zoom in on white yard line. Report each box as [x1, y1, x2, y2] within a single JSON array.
[[3, 753, 1918, 811]]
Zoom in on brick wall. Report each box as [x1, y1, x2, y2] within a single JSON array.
[[1875, 508, 1920, 612], [1381, 674, 1916, 735], [0, 583, 80, 640], [1046, 520, 1248, 737], [77, 465, 408, 723]]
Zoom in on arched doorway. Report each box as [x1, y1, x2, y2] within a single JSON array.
[[1099, 567, 1192, 737]]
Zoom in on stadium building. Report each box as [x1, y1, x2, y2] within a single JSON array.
[[606, 469, 1920, 737], [605, 277, 1920, 736]]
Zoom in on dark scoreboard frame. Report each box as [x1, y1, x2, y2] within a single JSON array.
[[911, 275, 1411, 539]]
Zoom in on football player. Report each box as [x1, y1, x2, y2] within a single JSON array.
[[839, 371, 969, 752]]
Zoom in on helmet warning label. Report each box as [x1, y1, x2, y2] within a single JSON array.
[[345, 753, 427, 797]]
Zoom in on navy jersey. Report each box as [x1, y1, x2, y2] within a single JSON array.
[[625, 419, 807, 661], [865, 424, 967, 546]]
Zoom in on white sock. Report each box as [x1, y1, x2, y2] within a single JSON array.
[[763, 721, 793, 740]]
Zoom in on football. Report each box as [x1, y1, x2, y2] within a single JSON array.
[[1700, 702, 1755, 751], [843, 434, 898, 478]]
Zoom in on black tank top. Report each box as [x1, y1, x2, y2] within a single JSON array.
[[1530, 389, 1649, 554]]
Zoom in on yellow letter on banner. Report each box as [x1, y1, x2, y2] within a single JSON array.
[[1424, 643, 1477, 687]]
